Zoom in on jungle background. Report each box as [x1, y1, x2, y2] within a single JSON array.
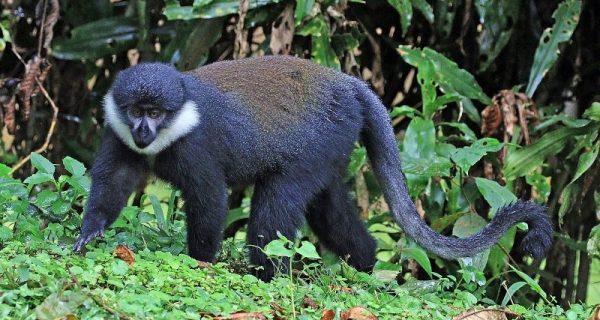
[[0, 0, 599, 318]]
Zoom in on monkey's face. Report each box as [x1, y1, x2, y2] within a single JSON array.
[[125, 103, 167, 148], [104, 63, 200, 155]]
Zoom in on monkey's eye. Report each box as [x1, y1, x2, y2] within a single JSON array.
[[130, 107, 143, 118], [147, 109, 162, 119]]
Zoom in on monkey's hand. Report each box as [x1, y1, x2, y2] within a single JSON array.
[[73, 214, 107, 252]]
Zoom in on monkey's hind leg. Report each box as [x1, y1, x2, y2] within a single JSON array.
[[306, 179, 377, 272], [247, 174, 324, 281]]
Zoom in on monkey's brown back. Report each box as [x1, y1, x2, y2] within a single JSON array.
[[187, 56, 340, 129]]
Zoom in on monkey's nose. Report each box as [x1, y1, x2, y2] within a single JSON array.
[[132, 129, 154, 148]]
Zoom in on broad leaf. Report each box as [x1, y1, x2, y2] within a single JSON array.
[[398, 46, 492, 105], [62, 157, 86, 177], [475, 0, 520, 72], [388, 0, 413, 36], [52, 17, 138, 60], [31, 153, 55, 175], [475, 177, 517, 215], [504, 123, 599, 180], [526, 0, 581, 96], [402, 246, 432, 278], [451, 138, 503, 173]]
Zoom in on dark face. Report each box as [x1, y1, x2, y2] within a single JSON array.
[[126, 103, 167, 148]]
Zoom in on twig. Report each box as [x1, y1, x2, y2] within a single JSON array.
[[37, 0, 49, 54], [9, 76, 59, 175]]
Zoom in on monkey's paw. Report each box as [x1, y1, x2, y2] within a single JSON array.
[[73, 229, 104, 253]]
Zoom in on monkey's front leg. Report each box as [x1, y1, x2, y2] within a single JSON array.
[[74, 131, 147, 252], [180, 177, 228, 262]]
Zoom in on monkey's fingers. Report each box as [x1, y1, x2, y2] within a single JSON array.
[[73, 229, 104, 252]]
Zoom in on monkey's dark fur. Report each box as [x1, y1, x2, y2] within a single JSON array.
[[74, 56, 553, 281]]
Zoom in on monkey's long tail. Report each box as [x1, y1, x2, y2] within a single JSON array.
[[356, 81, 553, 260]]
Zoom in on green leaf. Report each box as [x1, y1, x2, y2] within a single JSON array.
[[294, 0, 315, 26], [501, 281, 527, 306], [348, 147, 367, 177], [475, 0, 520, 72], [488, 226, 517, 276], [402, 246, 432, 278], [263, 239, 293, 258], [388, 0, 413, 36], [52, 17, 138, 60], [504, 123, 599, 180], [510, 265, 547, 299], [525, 0, 582, 97], [439, 122, 477, 142], [451, 138, 503, 173], [165, 0, 280, 20], [24, 173, 55, 185], [148, 194, 166, 231], [398, 46, 492, 105], [0, 163, 10, 176], [62, 156, 86, 176], [558, 141, 599, 224], [411, 0, 434, 23], [475, 178, 517, 215], [0, 226, 13, 241], [390, 105, 419, 118], [296, 241, 320, 259], [453, 213, 490, 270], [582, 102, 600, 121], [403, 117, 436, 159], [224, 207, 250, 229], [571, 141, 600, 183], [31, 153, 55, 175]]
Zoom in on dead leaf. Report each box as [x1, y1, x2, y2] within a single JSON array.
[[589, 306, 600, 320], [329, 284, 354, 294], [233, 0, 250, 59], [114, 244, 135, 266], [321, 310, 335, 320], [197, 260, 212, 268], [270, 302, 285, 320], [481, 103, 502, 137], [215, 312, 266, 320], [453, 308, 521, 320], [303, 296, 318, 309], [341, 306, 378, 320], [269, 3, 295, 55]]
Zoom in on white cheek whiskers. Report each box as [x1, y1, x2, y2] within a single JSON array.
[[103, 92, 200, 155]]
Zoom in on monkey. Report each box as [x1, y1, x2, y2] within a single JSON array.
[[73, 55, 553, 281]]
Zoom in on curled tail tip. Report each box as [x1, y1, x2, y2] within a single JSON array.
[[498, 199, 553, 259]]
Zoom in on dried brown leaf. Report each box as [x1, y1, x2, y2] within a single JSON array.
[[41, 0, 60, 49], [589, 306, 600, 320], [269, 3, 295, 55], [341, 306, 378, 320], [321, 310, 335, 320], [481, 104, 502, 136], [303, 296, 319, 309], [114, 244, 135, 266], [233, 0, 250, 59], [328, 284, 354, 294], [453, 308, 521, 320], [270, 302, 285, 320], [215, 312, 266, 320], [197, 260, 212, 268], [2, 94, 16, 134]]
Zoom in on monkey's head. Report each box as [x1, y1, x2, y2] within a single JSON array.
[[104, 63, 200, 155]]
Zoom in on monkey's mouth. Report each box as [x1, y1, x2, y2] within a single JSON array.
[[132, 131, 155, 148]]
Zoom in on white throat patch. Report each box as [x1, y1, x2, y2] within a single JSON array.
[[104, 92, 200, 155]]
